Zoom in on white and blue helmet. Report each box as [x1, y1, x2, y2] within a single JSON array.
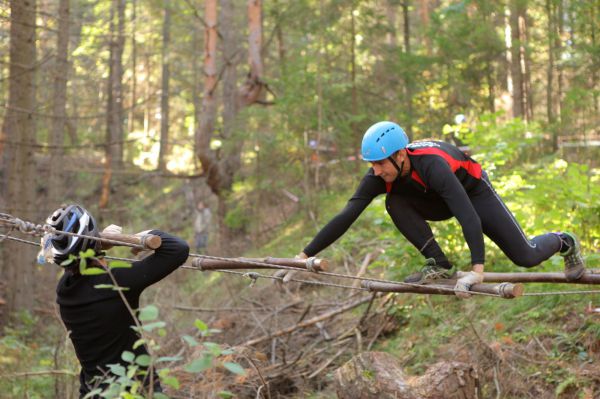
[[41, 204, 100, 265]]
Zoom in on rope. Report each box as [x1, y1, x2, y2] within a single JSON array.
[[0, 214, 147, 249], [186, 253, 501, 298], [1, 212, 599, 298]]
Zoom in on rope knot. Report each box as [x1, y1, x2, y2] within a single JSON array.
[[243, 272, 261, 287], [14, 218, 45, 236], [306, 257, 318, 272]]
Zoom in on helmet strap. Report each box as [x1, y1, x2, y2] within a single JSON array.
[[387, 155, 404, 175]]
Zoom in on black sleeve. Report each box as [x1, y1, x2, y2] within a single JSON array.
[[110, 230, 190, 294], [303, 172, 385, 256], [422, 158, 485, 265]]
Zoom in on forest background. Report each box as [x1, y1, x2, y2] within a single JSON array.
[[0, 0, 599, 398]]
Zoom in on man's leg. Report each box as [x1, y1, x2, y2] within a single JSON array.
[[385, 194, 452, 283], [470, 175, 562, 267]]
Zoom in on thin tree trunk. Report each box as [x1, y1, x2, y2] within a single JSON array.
[[49, 0, 70, 207], [385, 0, 397, 47], [546, 0, 557, 150], [350, 2, 358, 160], [509, 0, 525, 119], [592, 3, 599, 115], [158, 4, 171, 171], [402, 1, 413, 140], [128, 0, 137, 134], [522, 9, 533, 121], [556, 0, 564, 124], [101, 0, 125, 209], [1, 0, 37, 314], [143, 52, 151, 136], [195, 0, 219, 191], [418, 0, 431, 54]]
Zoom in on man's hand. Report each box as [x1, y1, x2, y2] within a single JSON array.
[[102, 224, 123, 235], [454, 264, 484, 299], [273, 252, 308, 285]]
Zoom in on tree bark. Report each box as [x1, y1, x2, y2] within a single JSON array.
[[158, 3, 171, 171], [49, 0, 70, 207], [1, 0, 38, 314]]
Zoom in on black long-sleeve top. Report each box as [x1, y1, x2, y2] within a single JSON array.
[[57, 230, 189, 390], [303, 140, 485, 265]]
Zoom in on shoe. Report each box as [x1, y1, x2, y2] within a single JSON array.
[[404, 258, 454, 284], [560, 232, 585, 281]]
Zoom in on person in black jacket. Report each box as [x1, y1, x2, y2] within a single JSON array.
[[294, 121, 585, 297], [39, 204, 189, 397]]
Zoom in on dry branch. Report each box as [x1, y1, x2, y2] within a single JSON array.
[[238, 295, 372, 347]]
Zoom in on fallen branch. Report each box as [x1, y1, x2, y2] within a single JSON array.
[[239, 295, 373, 347]]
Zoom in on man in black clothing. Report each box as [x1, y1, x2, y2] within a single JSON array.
[[295, 121, 586, 297], [40, 204, 189, 397]]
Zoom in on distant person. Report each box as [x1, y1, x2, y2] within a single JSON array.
[[294, 121, 585, 297], [38, 204, 189, 397], [194, 201, 212, 253]]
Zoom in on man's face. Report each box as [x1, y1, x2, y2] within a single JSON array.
[[371, 152, 404, 182]]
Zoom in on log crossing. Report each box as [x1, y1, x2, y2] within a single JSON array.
[[456, 270, 600, 284], [362, 280, 524, 299]]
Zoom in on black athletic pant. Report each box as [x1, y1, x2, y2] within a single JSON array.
[[385, 172, 562, 268]]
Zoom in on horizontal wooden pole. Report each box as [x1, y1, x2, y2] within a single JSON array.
[[100, 232, 162, 250], [192, 256, 328, 272], [456, 271, 600, 285], [362, 280, 523, 299]]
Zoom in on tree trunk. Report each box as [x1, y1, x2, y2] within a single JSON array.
[[1, 0, 38, 314], [522, 9, 533, 121], [128, 0, 137, 134], [418, 0, 432, 54], [195, 0, 219, 192], [509, 0, 525, 119], [556, 0, 564, 125], [101, 0, 125, 209], [402, 1, 413, 140], [49, 0, 70, 207], [158, 4, 171, 171], [334, 352, 478, 399], [546, 0, 557, 150]]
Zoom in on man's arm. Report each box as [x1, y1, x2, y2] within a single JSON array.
[[110, 230, 190, 293], [424, 159, 485, 266], [303, 172, 385, 257]]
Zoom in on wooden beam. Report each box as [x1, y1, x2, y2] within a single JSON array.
[[456, 271, 600, 284], [100, 232, 162, 250], [362, 280, 523, 299], [192, 256, 328, 272]]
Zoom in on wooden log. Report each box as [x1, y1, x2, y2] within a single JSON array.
[[362, 280, 523, 299], [100, 232, 162, 250], [192, 256, 327, 272], [334, 352, 478, 399], [457, 270, 600, 284]]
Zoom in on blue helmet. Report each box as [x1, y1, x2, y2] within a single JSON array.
[[360, 121, 409, 161]]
